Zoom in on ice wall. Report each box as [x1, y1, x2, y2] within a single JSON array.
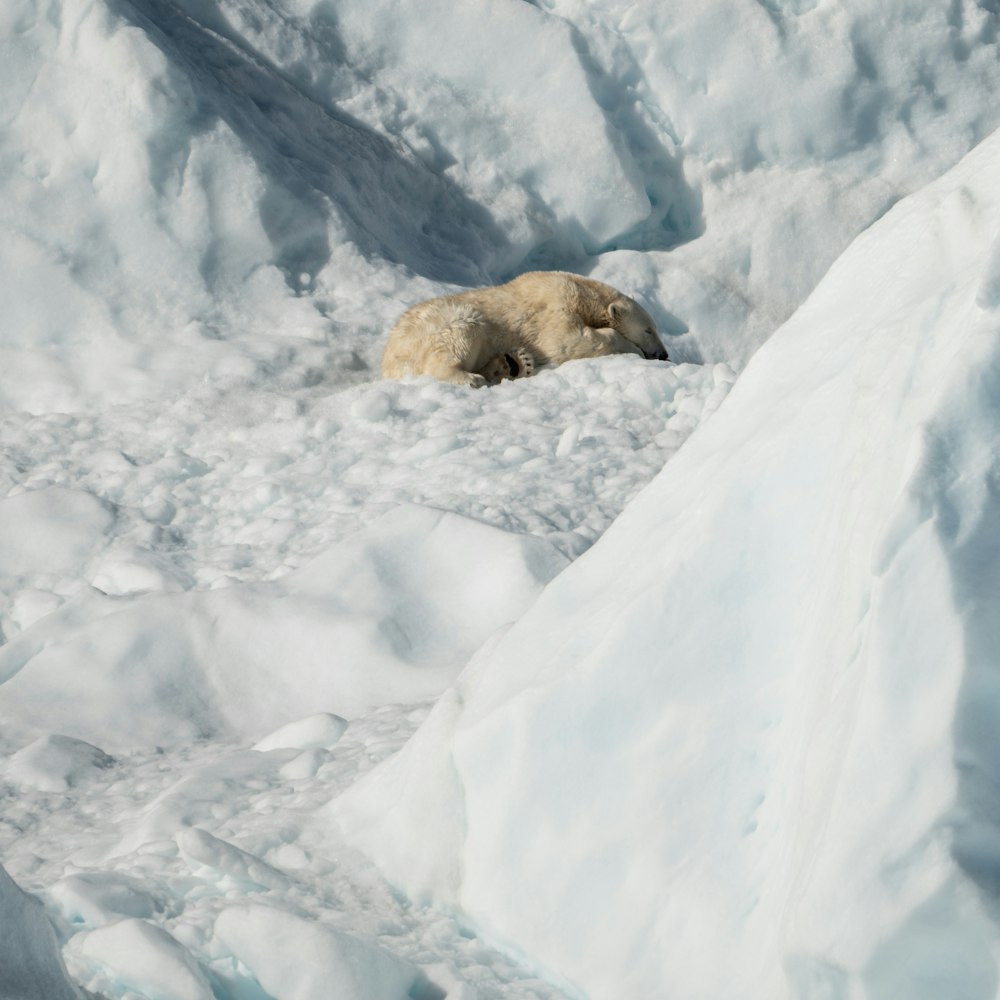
[[335, 128, 1000, 1000], [0, 865, 85, 1000]]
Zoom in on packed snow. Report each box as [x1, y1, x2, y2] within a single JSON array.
[[3, 0, 1000, 998], [337, 119, 1000, 999]]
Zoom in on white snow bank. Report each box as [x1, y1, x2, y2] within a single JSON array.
[[541, 0, 1000, 365], [254, 713, 349, 753], [0, 488, 114, 579], [0, 504, 568, 748], [318, 0, 649, 253], [72, 917, 214, 1000], [4, 733, 114, 792], [213, 903, 421, 1000], [0, 864, 85, 1000], [177, 827, 290, 893], [335, 129, 1000, 1000]]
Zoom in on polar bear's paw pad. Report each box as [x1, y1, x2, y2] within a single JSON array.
[[506, 349, 535, 379]]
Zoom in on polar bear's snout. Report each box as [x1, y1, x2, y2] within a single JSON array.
[[633, 332, 669, 362]]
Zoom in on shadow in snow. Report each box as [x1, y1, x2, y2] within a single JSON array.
[[112, 0, 509, 288]]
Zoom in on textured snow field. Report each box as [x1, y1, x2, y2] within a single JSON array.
[[2, 707, 576, 1000], [4, 0, 1000, 998], [0, 357, 731, 622], [0, 357, 735, 998]]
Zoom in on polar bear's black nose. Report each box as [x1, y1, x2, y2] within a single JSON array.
[[505, 353, 521, 377], [645, 346, 669, 361]]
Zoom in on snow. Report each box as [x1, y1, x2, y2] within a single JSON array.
[[0, 503, 571, 747], [336, 121, 1000, 999], [0, 865, 84, 1000], [5, 734, 115, 793], [253, 713, 349, 753], [213, 904, 422, 1000], [74, 918, 216, 1000], [2, 0, 1000, 998]]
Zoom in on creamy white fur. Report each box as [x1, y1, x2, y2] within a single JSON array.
[[381, 271, 668, 387]]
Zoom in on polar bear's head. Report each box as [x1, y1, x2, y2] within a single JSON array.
[[608, 299, 669, 361]]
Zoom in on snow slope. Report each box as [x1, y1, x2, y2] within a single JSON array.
[[0, 358, 731, 750], [2, 0, 1000, 998], [3, 0, 999, 415], [0, 865, 85, 1000], [335, 124, 1000, 1000]]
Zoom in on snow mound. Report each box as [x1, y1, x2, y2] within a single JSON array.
[[0, 864, 84, 1000], [254, 713, 350, 753], [48, 872, 159, 930], [73, 917, 214, 1000], [213, 903, 422, 1000], [335, 129, 1000, 999], [0, 504, 569, 748], [0, 488, 114, 579], [177, 828, 290, 893], [4, 733, 114, 792]]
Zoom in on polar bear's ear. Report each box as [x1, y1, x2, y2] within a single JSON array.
[[608, 301, 625, 322]]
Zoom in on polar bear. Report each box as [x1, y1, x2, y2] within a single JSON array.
[[381, 271, 668, 387]]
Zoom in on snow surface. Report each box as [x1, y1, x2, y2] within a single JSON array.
[[3, 0, 1000, 998], [0, 865, 84, 1000], [336, 118, 1000, 999]]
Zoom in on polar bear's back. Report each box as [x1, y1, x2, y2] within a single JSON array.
[[381, 298, 497, 379], [487, 271, 620, 331]]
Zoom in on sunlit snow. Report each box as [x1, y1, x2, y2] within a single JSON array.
[[3, 1, 1000, 999]]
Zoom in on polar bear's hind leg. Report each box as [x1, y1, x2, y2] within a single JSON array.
[[477, 348, 536, 385]]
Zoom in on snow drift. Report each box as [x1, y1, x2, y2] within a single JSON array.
[[0, 505, 569, 747], [335, 127, 1000, 999]]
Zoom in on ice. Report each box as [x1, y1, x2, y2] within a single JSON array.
[[0, 488, 114, 578], [254, 714, 350, 753], [0, 504, 571, 747], [3, 0, 1000, 998], [176, 828, 290, 893], [213, 903, 422, 1000], [72, 918, 214, 1000], [48, 873, 158, 929], [4, 734, 114, 793], [0, 864, 85, 1000], [335, 126, 1000, 999]]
